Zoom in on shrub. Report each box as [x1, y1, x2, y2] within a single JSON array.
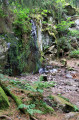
[[69, 49, 79, 58]]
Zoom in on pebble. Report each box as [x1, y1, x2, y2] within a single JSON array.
[[65, 74, 73, 78]]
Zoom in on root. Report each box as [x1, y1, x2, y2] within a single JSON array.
[[0, 81, 25, 113], [0, 115, 12, 120]]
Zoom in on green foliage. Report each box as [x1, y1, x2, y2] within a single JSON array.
[[58, 95, 70, 102], [0, 5, 5, 17], [13, 8, 31, 36], [69, 49, 79, 58], [0, 87, 10, 109], [18, 104, 42, 115], [57, 20, 74, 32], [34, 80, 56, 93], [73, 105, 79, 112], [68, 30, 79, 38], [56, 36, 71, 56]]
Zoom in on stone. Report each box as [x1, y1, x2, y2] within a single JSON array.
[[64, 4, 76, 16], [50, 95, 78, 112], [0, 38, 9, 71], [0, 87, 10, 109], [65, 112, 79, 120], [49, 69, 58, 74], [39, 68, 45, 74], [66, 74, 73, 79]]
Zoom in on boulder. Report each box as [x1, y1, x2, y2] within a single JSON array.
[[65, 112, 79, 120], [50, 95, 79, 113], [0, 87, 10, 109], [65, 4, 76, 16]]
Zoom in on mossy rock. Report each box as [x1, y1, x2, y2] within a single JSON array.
[[0, 87, 10, 110], [64, 4, 76, 16], [50, 95, 78, 113]]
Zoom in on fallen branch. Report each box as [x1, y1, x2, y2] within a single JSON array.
[[0, 115, 12, 120]]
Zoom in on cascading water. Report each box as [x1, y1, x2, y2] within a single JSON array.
[[37, 19, 52, 51], [30, 19, 41, 72], [37, 19, 43, 51], [31, 19, 37, 45]]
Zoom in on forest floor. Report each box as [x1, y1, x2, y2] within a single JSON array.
[[0, 58, 79, 120], [18, 58, 79, 108]]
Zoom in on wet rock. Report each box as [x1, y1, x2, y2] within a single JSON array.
[[39, 68, 45, 74], [0, 38, 9, 71], [49, 69, 58, 74], [64, 4, 76, 16]]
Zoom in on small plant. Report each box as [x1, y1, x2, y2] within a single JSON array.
[[73, 105, 79, 112], [70, 50, 79, 58], [13, 8, 31, 36], [18, 104, 42, 115], [68, 30, 79, 38], [57, 20, 74, 32], [34, 80, 56, 93], [0, 5, 5, 17]]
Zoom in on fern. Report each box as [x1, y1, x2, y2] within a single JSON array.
[[18, 104, 42, 115]]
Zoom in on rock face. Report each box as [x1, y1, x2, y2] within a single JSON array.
[[65, 4, 76, 16], [0, 37, 8, 72], [0, 87, 10, 109]]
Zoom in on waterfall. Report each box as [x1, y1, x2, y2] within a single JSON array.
[[31, 19, 52, 51], [37, 19, 52, 51], [37, 19, 43, 51], [31, 19, 37, 44]]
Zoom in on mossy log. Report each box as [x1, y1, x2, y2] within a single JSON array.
[[0, 80, 25, 113], [50, 95, 79, 113], [0, 81, 38, 120], [0, 87, 10, 110]]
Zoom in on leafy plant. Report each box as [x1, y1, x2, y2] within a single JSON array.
[[70, 49, 79, 58], [0, 5, 6, 17], [13, 8, 31, 36], [57, 20, 74, 32], [73, 105, 79, 112], [68, 30, 79, 38], [18, 104, 42, 115]]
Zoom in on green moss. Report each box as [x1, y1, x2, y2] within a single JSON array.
[[43, 104, 54, 114], [27, 92, 54, 114], [51, 95, 78, 112], [0, 87, 10, 110], [31, 14, 43, 24], [0, 81, 25, 113]]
